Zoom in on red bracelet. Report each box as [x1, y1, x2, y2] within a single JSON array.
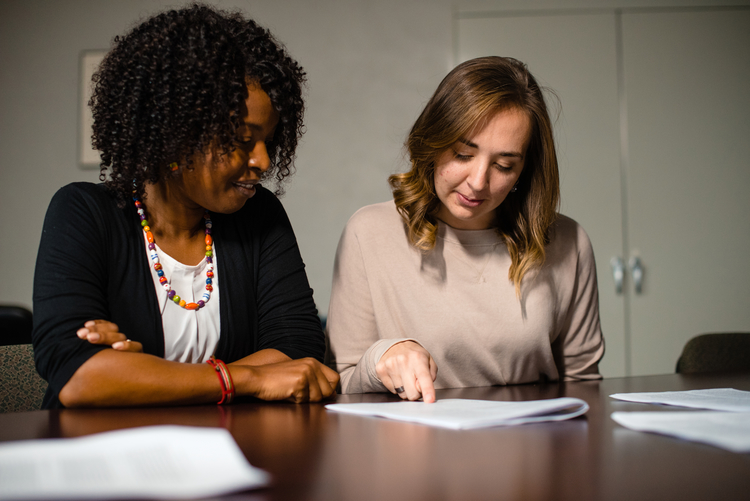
[[207, 356, 235, 404]]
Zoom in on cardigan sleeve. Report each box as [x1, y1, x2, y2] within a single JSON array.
[[250, 192, 326, 362], [32, 184, 114, 408]]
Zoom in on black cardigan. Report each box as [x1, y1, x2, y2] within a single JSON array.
[[32, 183, 325, 408]]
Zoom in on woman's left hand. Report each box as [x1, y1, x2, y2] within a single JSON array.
[[76, 320, 143, 353]]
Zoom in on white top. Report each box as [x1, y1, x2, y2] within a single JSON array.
[[144, 234, 221, 363]]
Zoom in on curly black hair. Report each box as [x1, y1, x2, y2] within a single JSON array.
[[90, 3, 306, 206]]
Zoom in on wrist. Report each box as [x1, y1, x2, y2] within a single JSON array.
[[206, 356, 235, 404], [228, 364, 261, 398]]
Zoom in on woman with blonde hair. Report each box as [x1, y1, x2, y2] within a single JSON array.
[[327, 56, 604, 402]]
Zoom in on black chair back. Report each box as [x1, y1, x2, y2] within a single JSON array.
[[676, 333, 750, 374], [0, 305, 33, 346]]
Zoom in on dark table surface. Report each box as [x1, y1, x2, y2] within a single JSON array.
[[2, 373, 749, 501]]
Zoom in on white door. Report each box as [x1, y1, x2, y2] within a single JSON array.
[[622, 9, 750, 375], [457, 7, 750, 377]]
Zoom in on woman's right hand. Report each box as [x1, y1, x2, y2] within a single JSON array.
[[237, 358, 340, 403], [376, 341, 438, 403], [76, 320, 143, 353]]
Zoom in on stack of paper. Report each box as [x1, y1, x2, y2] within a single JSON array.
[[0, 425, 269, 500], [326, 397, 589, 430], [610, 388, 750, 453], [610, 388, 750, 412]]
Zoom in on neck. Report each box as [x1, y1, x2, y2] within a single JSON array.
[[143, 181, 206, 240]]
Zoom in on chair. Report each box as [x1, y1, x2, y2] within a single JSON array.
[[676, 332, 750, 374], [0, 305, 33, 345], [0, 305, 48, 413]]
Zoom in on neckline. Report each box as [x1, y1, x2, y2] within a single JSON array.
[[437, 222, 503, 246]]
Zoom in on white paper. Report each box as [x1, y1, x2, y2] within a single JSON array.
[[325, 398, 589, 430], [611, 411, 750, 453], [609, 388, 750, 412], [0, 425, 269, 500]]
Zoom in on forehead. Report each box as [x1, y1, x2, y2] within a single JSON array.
[[239, 84, 279, 129], [463, 106, 532, 151]]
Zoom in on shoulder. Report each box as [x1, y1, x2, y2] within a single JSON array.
[[337, 200, 413, 261], [46, 182, 122, 223], [345, 200, 403, 236], [50, 182, 112, 205], [546, 214, 596, 266], [549, 215, 593, 249]]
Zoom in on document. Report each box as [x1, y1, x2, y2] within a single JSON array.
[[609, 388, 750, 412], [325, 397, 589, 430], [611, 411, 750, 453], [0, 425, 269, 500]]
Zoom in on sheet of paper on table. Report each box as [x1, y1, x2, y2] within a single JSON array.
[[325, 397, 589, 430], [0, 425, 269, 500], [611, 411, 750, 453], [609, 388, 750, 412]]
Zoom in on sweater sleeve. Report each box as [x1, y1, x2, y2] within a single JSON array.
[[251, 194, 326, 362], [326, 213, 417, 393], [553, 222, 605, 381], [32, 184, 113, 407]]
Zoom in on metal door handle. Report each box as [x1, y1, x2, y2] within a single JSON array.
[[611, 257, 624, 294], [629, 256, 643, 294]]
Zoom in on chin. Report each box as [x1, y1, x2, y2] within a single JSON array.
[[209, 199, 247, 215]]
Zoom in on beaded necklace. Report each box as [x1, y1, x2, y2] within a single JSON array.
[[133, 194, 214, 310]]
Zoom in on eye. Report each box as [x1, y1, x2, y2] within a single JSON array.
[[493, 162, 514, 172], [235, 137, 254, 150], [452, 150, 472, 162]]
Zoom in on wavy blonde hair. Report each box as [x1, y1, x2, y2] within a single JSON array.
[[389, 56, 560, 296]]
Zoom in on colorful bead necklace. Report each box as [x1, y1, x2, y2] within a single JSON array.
[[133, 194, 214, 310]]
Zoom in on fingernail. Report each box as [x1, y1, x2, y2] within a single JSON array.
[[84, 321, 96, 327], [112, 342, 124, 349], [88, 333, 100, 342], [76, 328, 88, 338]]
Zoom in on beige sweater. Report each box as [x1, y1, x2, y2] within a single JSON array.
[[327, 201, 605, 394]]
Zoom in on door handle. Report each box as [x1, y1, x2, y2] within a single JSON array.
[[629, 256, 643, 294], [610, 257, 625, 294]]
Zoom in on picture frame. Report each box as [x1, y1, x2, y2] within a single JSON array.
[[78, 50, 107, 168]]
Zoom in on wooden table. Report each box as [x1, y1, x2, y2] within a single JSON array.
[[1, 373, 749, 500]]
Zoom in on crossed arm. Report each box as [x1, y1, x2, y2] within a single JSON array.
[[61, 319, 339, 407]]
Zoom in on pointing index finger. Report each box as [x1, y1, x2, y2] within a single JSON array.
[[414, 366, 436, 403]]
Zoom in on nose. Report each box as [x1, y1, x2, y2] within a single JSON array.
[[248, 142, 271, 172], [466, 162, 490, 192]]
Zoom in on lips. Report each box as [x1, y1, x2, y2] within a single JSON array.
[[456, 192, 484, 207], [232, 180, 258, 197]]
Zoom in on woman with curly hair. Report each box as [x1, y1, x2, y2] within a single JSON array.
[[327, 56, 604, 402], [32, 4, 338, 408]]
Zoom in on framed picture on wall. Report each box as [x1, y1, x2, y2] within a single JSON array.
[[79, 50, 107, 168]]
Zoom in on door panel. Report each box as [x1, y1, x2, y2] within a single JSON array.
[[622, 10, 750, 375], [458, 13, 626, 377]]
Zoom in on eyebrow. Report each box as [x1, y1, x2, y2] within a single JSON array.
[[238, 120, 277, 138], [457, 138, 525, 159], [239, 122, 263, 131]]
